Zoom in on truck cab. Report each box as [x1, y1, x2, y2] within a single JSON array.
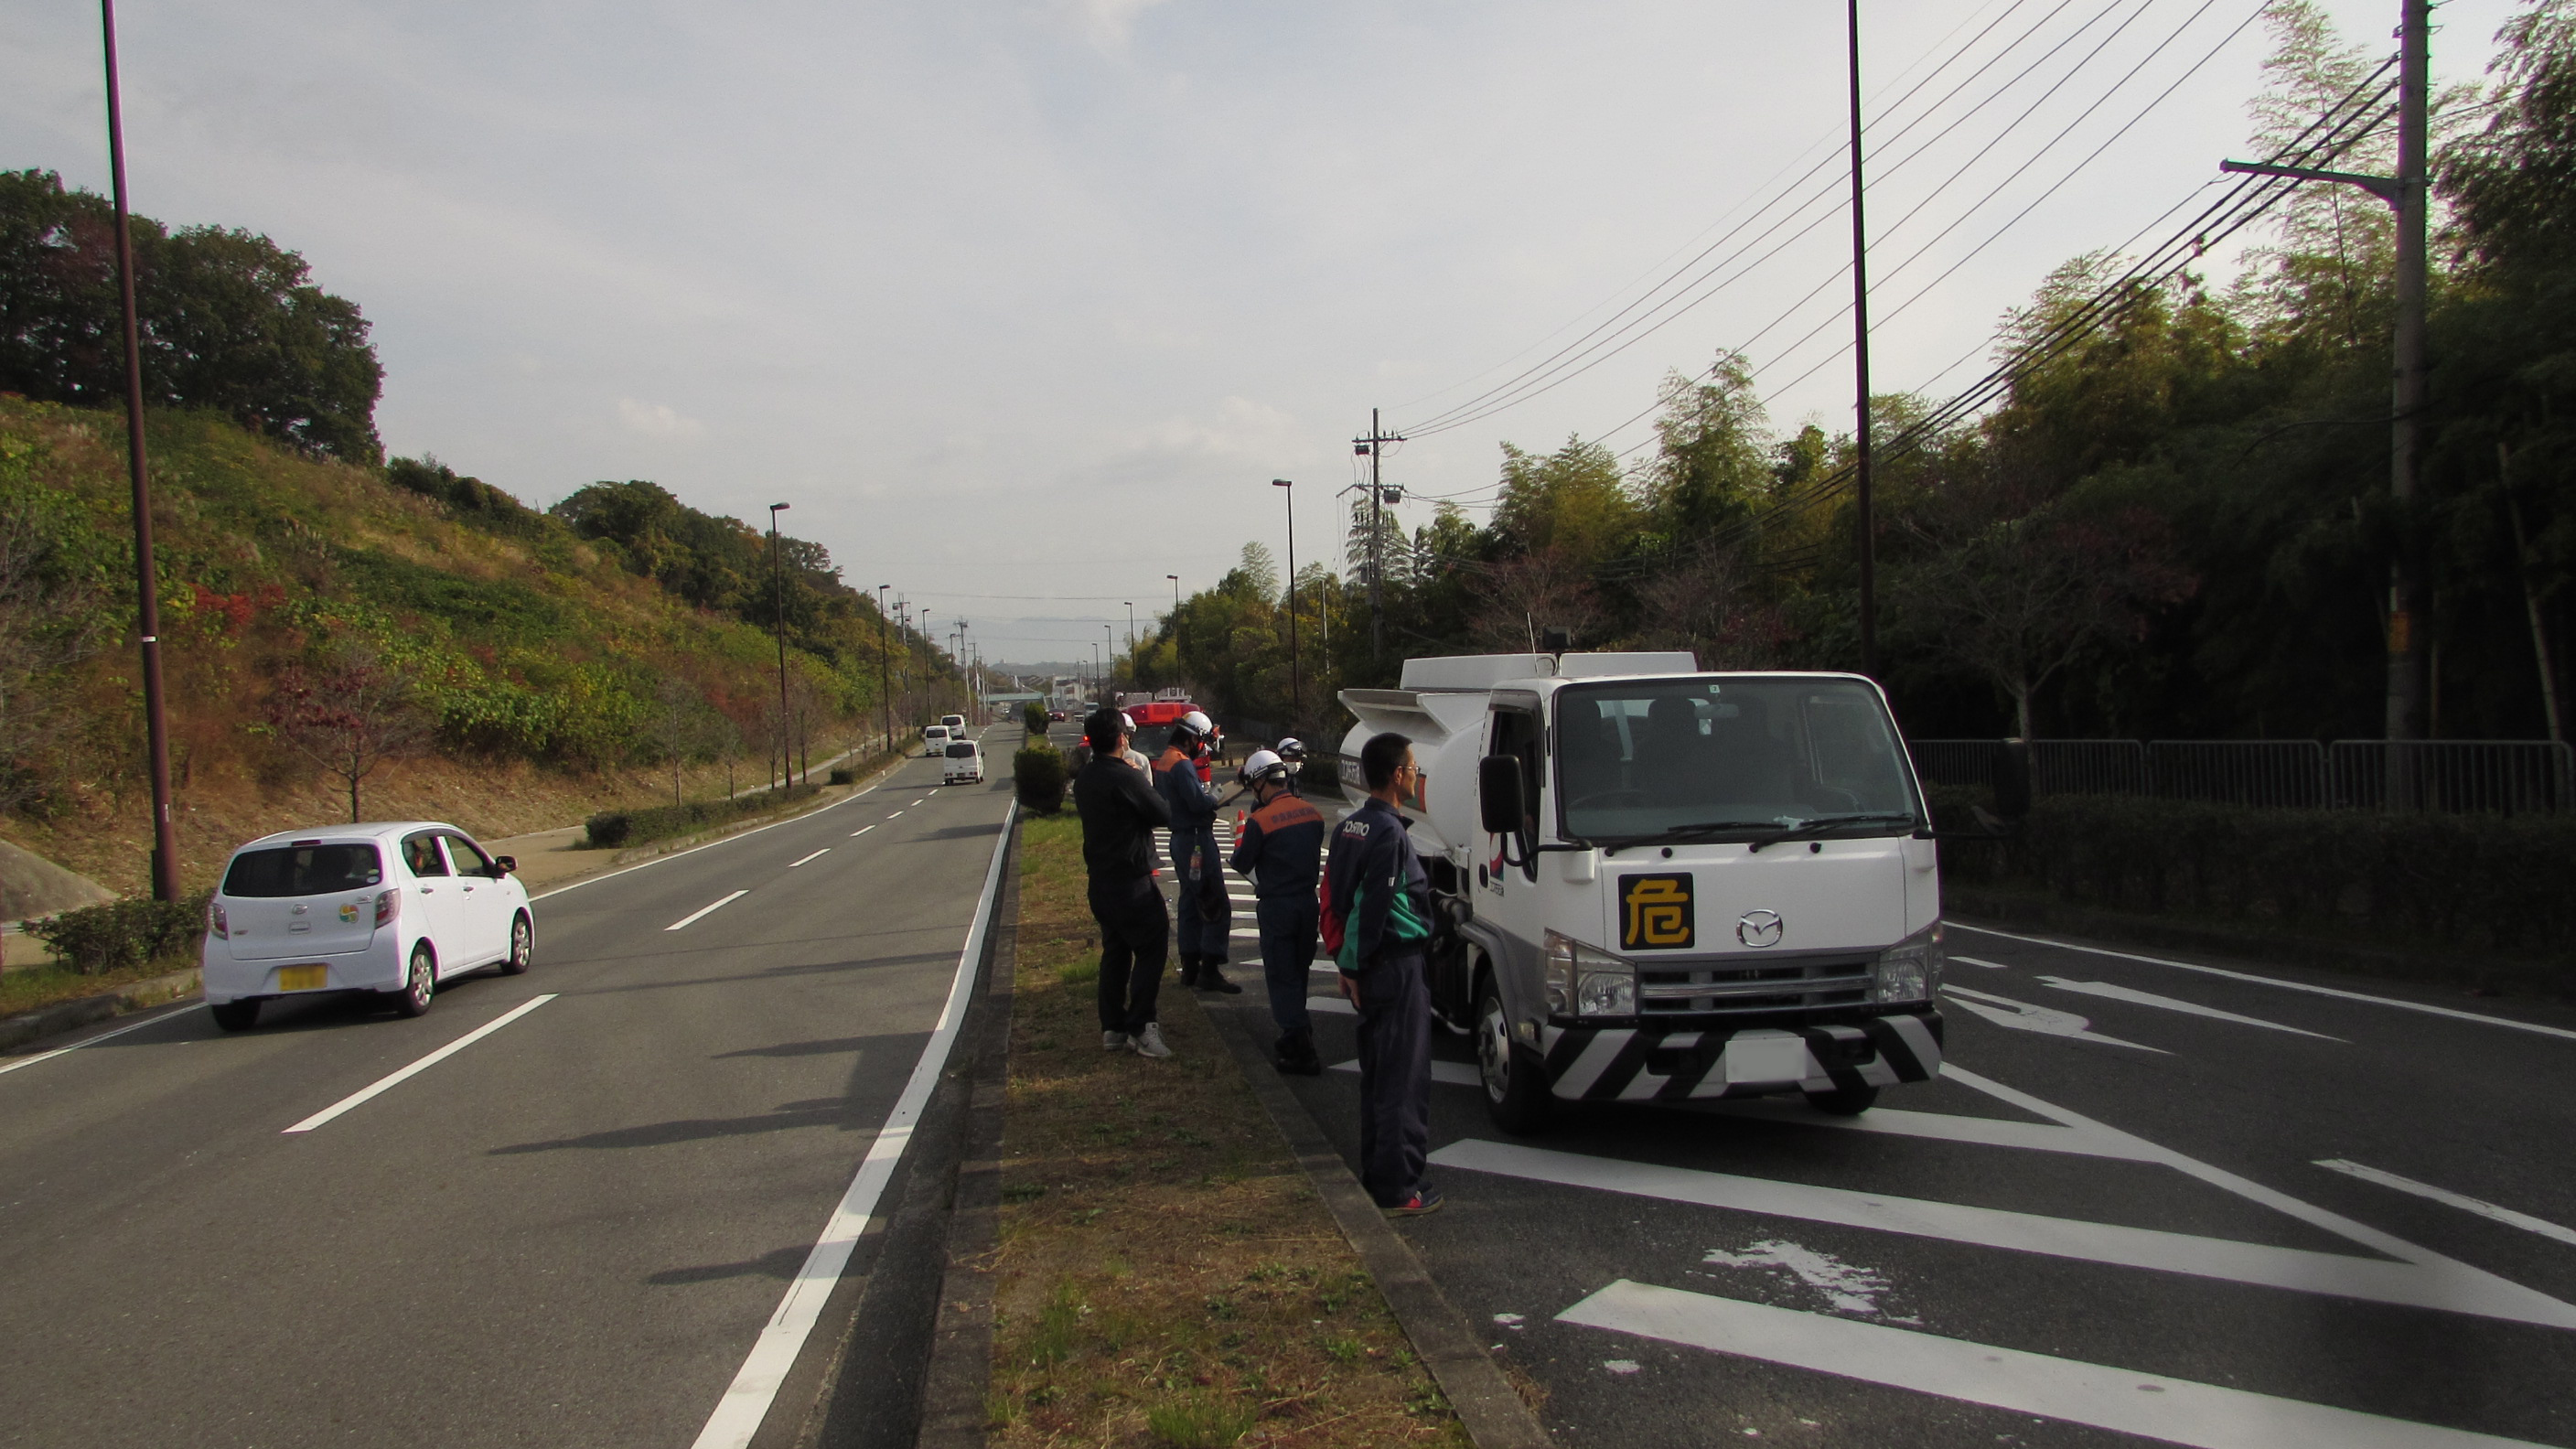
[[1336, 652, 1944, 1132]]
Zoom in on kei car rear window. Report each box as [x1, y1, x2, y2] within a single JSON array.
[[222, 844, 384, 897], [946, 742, 977, 757]]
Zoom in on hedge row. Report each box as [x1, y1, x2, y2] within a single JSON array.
[[1014, 742, 1067, 814], [1928, 786, 2576, 961], [585, 783, 820, 850], [22, 894, 212, 975]]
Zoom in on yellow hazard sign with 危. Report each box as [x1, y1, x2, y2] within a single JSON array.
[[1619, 874, 1695, 950]]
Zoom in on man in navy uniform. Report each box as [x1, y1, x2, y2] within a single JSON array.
[[1229, 748, 1326, 1075], [1153, 710, 1238, 993], [1323, 732, 1441, 1216]]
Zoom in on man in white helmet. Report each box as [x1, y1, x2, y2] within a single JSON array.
[[1229, 748, 1326, 1073], [1152, 709, 1237, 993]]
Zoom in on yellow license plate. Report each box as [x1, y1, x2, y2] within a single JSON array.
[[277, 964, 328, 993]]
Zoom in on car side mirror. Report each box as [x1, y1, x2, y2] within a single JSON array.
[[1478, 756, 1525, 836], [1994, 740, 2032, 821], [493, 856, 517, 875]]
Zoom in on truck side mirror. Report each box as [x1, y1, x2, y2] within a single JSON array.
[[1478, 756, 1525, 836], [1994, 739, 2032, 821]]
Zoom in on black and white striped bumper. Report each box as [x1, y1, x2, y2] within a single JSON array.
[[1538, 1011, 1943, 1101]]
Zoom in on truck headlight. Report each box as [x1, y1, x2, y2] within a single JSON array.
[[1546, 929, 1636, 1017], [1874, 921, 1944, 1004]]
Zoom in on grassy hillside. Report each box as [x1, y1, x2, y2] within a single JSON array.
[[0, 395, 912, 896]]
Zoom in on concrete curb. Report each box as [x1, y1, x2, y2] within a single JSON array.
[[0, 966, 199, 1055], [1208, 1004, 1553, 1449]]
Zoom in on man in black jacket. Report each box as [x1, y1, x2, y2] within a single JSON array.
[[1073, 708, 1175, 1059], [1323, 731, 1441, 1215]]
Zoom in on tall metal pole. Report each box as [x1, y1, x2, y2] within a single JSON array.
[[1846, 0, 1880, 680], [1166, 573, 1181, 690], [1273, 478, 1299, 726], [2386, 0, 2430, 759], [876, 585, 893, 757], [101, 0, 179, 899], [768, 502, 789, 786], [1368, 409, 1385, 660]]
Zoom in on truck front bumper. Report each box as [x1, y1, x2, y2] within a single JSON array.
[[1537, 1009, 1942, 1102]]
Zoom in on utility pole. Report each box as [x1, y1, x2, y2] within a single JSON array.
[[767, 502, 790, 788], [1124, 601, 1135, 684], [1273, 478, 1300, 726], [876, 585, 893, 757], [1353, 411, 1404, 661], [2220, 0, 2428, 801], [1167, 573, 1181, 690], [101, 0, 178, 899], [1846, 0, 1879, 680]]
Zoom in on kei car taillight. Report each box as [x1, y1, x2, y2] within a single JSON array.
[[374, 889, 399, 928], [209, 900, 229, 939]]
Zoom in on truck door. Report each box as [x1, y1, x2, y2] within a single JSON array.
[[1476, 701, 1549, 1009]]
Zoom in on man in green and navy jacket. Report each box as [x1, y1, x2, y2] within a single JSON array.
[[1322, 731, 1441, 1217]]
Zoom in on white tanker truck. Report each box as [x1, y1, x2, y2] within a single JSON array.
[[1336, 651, 1948, 1132]]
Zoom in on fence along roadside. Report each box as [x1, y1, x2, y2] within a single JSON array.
[[1909, 738, 2574, 813]]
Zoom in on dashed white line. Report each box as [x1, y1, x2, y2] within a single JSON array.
[[666, 889, 750, 931], [1951, 922, 2576, 1042], [1558, 1280, 2549, 1449], [787, 848, 830, 868], [886, 810, 906, 820], [850, 825, 876, 837], [283, 994, 557, 1133], [2316, 1159, 2576, 1249]]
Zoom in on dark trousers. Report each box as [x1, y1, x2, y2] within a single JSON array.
[[1170, 825, 1229, 966], [1087, 875, 1168, 1035], [1255, 896, 1318, 1040], [1354, 949, 1433, 1206]]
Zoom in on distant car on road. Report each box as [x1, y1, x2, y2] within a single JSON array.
[[1047, 709, 1067, 723], [201, 822, 532, 1031], [923, 724, 951, 757], [942, 739, 985, 785], [939, 713, 966, 733]]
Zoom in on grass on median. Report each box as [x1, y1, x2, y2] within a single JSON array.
[[986, 813, 1467, 1449], [0, 951, 194, 1020]]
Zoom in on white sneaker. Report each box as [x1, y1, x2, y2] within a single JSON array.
[[1132, 1023, 1173, 1059], [1102, 1030, 1132, 1051]]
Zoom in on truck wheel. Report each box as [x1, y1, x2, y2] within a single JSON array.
[[1476, 980, 1552, 1135], [1802, 1083, 1879, 1116], [209, 1000, 261, 1032]]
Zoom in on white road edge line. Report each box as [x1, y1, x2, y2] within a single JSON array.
[[1949, 922, 2576, 1043], [1559, 1279, 2549, 1449], [0, 1001, 208, 1078], [850, 825, 876, 837], [283, 994, 557, 1133], [787, 849, 830, 868], [688, 798, 1020, 1449], [665, 889, 750, 931], [2317, 1158, 2576, 1249]]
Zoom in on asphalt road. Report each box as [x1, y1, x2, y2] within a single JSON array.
[[0, 726, 1018, 1449], [1207, 800, 2576, 1448]]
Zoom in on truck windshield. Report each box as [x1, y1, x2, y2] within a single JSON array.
[[1554, 677, 1919, 844]]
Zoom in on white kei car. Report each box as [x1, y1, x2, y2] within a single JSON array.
[[923, 724, 951, 757], [200, 821, 533, 1031], [941, 738, 985, 785]]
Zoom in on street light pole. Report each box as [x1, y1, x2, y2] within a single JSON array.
[[767, 502, 789, 788], [1167, 574, 1181, 690], [100, 0, 178, 899], [876, 585, 892, 757], [1124, 601, 1135, 685], [1846, 0, 1880, 680], [1272, 478, 1299, 727]]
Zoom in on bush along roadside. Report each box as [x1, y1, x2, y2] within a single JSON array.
[[1014, 740, 1067, 815], [21, 894, 210, 974], [1927, 785, 2576, 967], [985, 814, 1465, 1447], [585, 782, 820, 850]]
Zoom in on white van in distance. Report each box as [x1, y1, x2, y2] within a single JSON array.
[[942, 739, 985, 785], [923, 724, 951, 757]]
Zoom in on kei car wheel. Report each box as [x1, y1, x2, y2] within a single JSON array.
[[209, 1000, 261, 1032], [1476, 977, 1552, 1135], [393, 942, 437, 1018], [499, 912, 533, 975]]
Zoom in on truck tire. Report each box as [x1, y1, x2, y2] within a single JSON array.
[[1802, 1083, 1879, 1116], [1476, 978, 1552, 1135]]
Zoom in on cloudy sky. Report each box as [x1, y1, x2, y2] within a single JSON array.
[[0, 0, 2515, 664]]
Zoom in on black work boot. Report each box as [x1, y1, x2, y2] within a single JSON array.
[[1197, 962, 1243, 994], [1275, 1032, 1323, 1075], [1177, 956, 1201, 988]]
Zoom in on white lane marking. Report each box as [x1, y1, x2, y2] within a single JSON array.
[[283, 994, 558, 1133], [689, 799, 1018, 1449], [0, 1002, 209, 1078], [1948, 954, 2010, 969], [2316, 1159, 2576, 1250], [2039, 976, 2344, 1041], [850, 825, 875, 837], [1951, 922, 2576, 1043], [1701, 1100, 2155, 1161], [912, 798, 928, 806], [665, 890, 750, 931], [1559, 1280, 2548, 1449], [1943, 985, 2166, 1053], [787, 849, 830, 868], [1308, 994, 1356, 1016], [886, 810, 906, 820], [1333, 1058, 1481, 1086], [1430, 1139, 2576, 1329]]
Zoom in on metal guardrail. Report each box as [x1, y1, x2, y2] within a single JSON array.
[[1907, 737, 2574, 814]]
